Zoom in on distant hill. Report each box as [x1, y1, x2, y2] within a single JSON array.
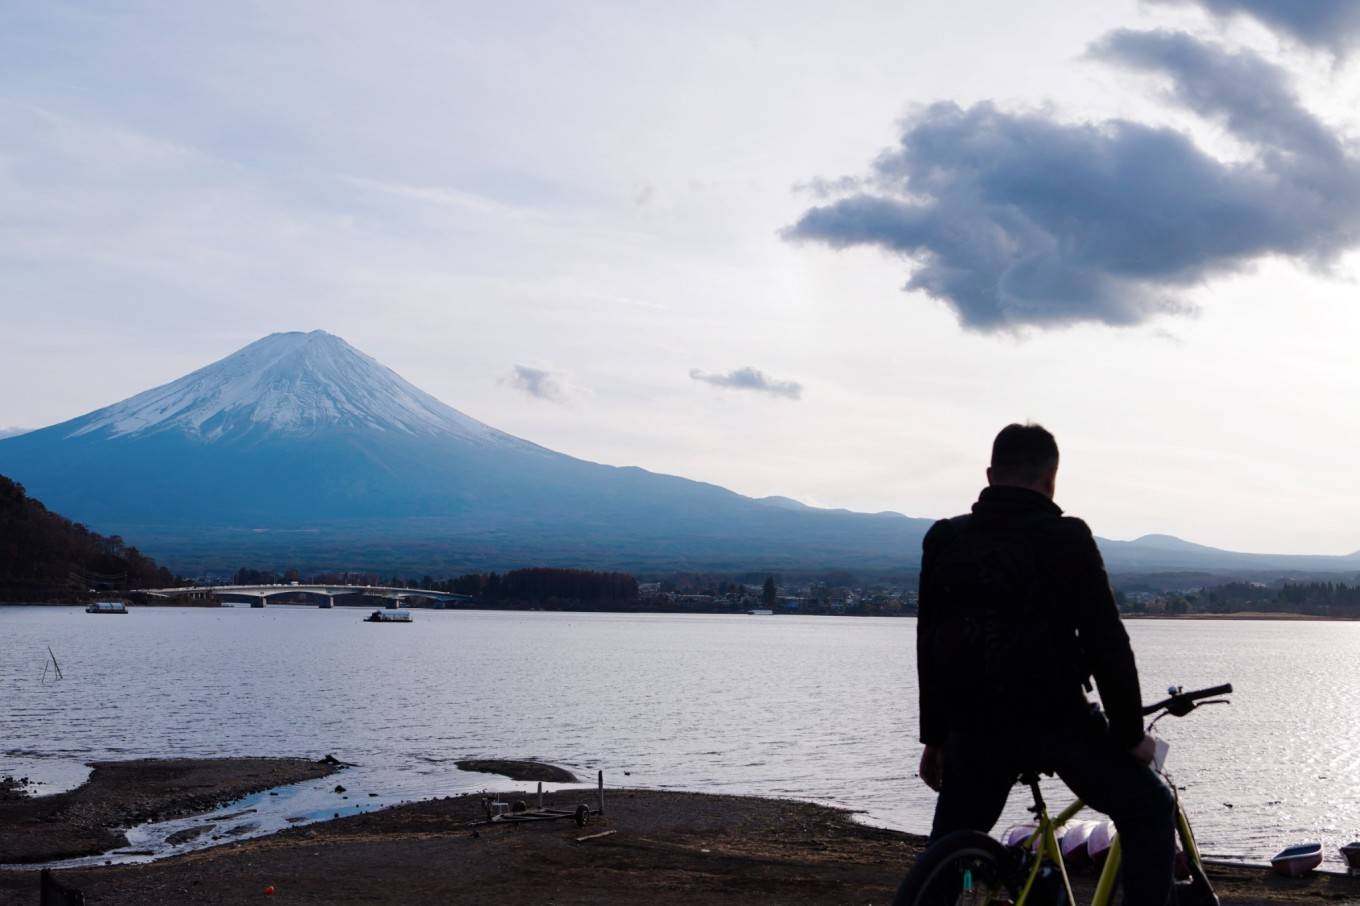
[[1098, 533, 1360, 575], [0, 475, 177, 601]]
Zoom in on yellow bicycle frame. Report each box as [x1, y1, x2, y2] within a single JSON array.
[[1015, 791, 1205, 906]]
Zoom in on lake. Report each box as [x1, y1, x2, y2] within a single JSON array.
[[1, 606, 1356, 869]]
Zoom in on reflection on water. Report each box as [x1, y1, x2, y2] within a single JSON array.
[[1, 607, 1356, 868]]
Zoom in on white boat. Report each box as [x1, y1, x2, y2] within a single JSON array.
[[1086, 820, 1116, 867], [1003, 822, 1037, 849], [746, 608, 773, 615], [365, 609, 412, 623], [1060, 820, 1100, 866], [85, 601, 127, 614], [1270, 842, 1322, 877]]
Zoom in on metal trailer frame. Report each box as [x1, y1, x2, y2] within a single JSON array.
[[479, 770, 606, 828]]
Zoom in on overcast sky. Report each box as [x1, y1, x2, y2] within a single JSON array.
[[3, 0, 1359, 555]]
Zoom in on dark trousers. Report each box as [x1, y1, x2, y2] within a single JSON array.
[[929, 719, 1175, 906]]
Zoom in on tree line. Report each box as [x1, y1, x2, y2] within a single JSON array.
[[1122, 579, 1360, 618], [0, 475, 179, 601], [228, 565, 639, 608], [1202, 580, 1360, 617]]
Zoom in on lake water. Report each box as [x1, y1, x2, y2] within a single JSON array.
[[2, 606, 1357, 870]]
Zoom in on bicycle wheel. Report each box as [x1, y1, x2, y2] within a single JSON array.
[[893, 830, 1018, 906]]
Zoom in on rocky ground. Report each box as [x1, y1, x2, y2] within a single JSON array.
[[1, 759, 1355, 904]]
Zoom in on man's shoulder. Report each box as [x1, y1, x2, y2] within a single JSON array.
[[1042, 514, 1104, 561], [924, 513, 970, 540]]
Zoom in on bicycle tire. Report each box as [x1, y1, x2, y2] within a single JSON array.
[[893, 830, 1018, 906]]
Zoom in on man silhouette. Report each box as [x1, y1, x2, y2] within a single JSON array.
[[916, 423, 1174, 905]]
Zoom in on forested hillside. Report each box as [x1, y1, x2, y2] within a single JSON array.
[[0, 474, 178, 601]]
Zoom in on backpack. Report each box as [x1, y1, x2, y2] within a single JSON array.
[[925, 514, 1072, 729]]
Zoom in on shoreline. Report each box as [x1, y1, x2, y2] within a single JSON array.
[[1, 758, 1356, 904], [4, 601, 1357, 621], [0, 757, 339, 865]]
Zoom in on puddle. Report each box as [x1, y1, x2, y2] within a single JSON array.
[[0, 754, 92, 797], [6, 762, 589, 870]]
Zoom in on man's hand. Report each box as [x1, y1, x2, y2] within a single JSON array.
[[919, 744, 944, 791], [1129, 734, 1157, 767]]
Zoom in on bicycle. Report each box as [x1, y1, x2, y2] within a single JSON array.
[[893, 682, 1234, 906]]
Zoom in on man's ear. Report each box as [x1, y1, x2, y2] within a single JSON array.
[[1042, 464, 1058, 498]]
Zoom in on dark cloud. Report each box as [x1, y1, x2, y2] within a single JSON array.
[[1093, 29, 1344, 163], [785, 31, 1360, 332], [506, 365, 565, 401], [1151, 0, 1360, 56], [689, 367, 803, 399]]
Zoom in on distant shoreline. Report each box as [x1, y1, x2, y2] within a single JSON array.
[[2, 601, 1357, 621], [1127, 611, 1357, 621]]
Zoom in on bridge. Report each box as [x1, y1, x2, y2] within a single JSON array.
[[135, 584, 473, 607]]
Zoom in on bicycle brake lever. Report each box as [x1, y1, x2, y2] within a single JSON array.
[[1167, 699, 1195, 717]]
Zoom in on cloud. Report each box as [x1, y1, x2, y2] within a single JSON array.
[[0, 427, 31, 440], [1150, 0, 1360, 56], [506, 365, 566, 402], [1093, 29, 1344, 162], [785, 31, 1360, 332], [689, 367, 803, 399]]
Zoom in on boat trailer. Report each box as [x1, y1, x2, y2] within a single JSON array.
[[478, 770, 606, 828]]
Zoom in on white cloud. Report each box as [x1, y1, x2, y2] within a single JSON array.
[[690, 367, 803, 400], [505, 365, 567, 402]]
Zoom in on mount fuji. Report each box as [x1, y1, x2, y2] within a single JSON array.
[[0, 331, 933, 574]]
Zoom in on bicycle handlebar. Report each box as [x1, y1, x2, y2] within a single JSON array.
[[1141, 682, 1233, 717]]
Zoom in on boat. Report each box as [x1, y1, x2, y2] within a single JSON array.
[[746, 608, 774, 615], [365, 609, 412, 623], [85, 601, 128, 614], [1060, 820, 1100, 867], [1086, 820, 1116, 868], [1002, 822, 1037, 850], [1270, 842, 1322, 877], [1341, 841, 1360, 872]]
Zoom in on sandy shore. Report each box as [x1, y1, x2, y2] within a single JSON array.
[[1, 759, 1355, 904]]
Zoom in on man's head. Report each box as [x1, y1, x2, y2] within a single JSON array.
[[987, 422, 1059, 498]]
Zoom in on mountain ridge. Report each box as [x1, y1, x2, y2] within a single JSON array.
[[62, 330, 519, 445], [1, 331, 1355, 576], [0, 331, 935, 572]]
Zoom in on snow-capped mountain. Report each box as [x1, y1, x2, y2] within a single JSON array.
[[67, 331, 508, 443], [0, 331, 931, 573], [2, 331, 1356, 575]]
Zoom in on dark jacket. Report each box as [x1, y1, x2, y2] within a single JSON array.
[[917, 485, 1144, 749]]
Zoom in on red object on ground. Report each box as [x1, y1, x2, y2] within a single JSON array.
[[264, 884, 276, 895]]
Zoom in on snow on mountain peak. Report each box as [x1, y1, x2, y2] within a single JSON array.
[[68, 330, 501, 442]]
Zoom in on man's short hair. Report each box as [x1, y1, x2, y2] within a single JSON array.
[[990, 423, 1059, 484]]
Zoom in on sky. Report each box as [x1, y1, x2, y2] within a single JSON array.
[[3, 0, 1359, 555]]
